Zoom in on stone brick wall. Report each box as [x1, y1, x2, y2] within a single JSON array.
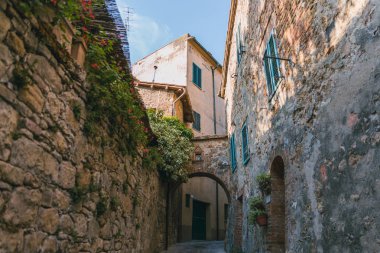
[[135, 86, 176, 117], [223, 0, 380, 252], [0, 1, 166, 252]]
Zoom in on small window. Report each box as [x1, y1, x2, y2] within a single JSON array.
[[192, 63, 202, 88], [185, 194, 191, 208], [263, 32, 281, 98], [193, 111, 201, 131], [241, 122, 249, 165], [224, 204, 229, 223], [230, 133, 237, 172], [236, 24, 243, 65], [194, 146, 203, 161]]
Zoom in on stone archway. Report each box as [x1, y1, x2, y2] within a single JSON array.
[[165, 135, 232, 248], [268, 156, 286, 253]]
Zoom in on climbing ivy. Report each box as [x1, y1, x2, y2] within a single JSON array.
[[148, 110, 194, 182]]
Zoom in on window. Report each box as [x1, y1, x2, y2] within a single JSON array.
[[185, 194, 191, 208], [241, 122, 249, 164], [230, 133, 237, 172], [192, 63, 202, 88], [236, 24, 243, 64], [224, 204, 229, 224], [193, 111, 201, 131], [263, 32, 281, 98]]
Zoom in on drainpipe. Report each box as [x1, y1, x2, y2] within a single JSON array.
[[152, 65, 158, 82], [211, 66, 217, 135], [216, 181, 219, 240], [172, 88, 186, 117]]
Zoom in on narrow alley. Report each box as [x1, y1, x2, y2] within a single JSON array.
[[0, 0, 379, 252], [164, 241, 225, 253]]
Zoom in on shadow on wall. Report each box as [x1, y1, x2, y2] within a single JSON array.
[[227, 0, 379, 252]]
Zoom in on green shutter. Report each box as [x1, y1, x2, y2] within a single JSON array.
[[242, 123, 249, 164], [193, 111, 201, 131], [264, 53, 272, 95], [269, 35, 279, 86], [192, 63, 197, 84], [192, 63, 202, 88], [198, 67, 202, 88], [230, 133, 237, 172]]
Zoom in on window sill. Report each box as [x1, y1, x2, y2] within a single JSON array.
[[192, 82, 202, 90]]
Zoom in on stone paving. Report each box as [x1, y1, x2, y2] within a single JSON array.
[[164, 241, 226, 253]]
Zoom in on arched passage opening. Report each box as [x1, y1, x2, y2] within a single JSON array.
[[268, 156, 286, 252], [167, 172, 231, 247]]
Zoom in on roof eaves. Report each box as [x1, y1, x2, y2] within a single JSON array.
[[220, 0, 238, 98]]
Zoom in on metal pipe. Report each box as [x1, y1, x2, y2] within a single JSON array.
[[211, 66, 217, 134], [263, 55, 294, 65], [152, 65, 158, 82], [216, 181, 219, 240], [172, 88, 186, 117]]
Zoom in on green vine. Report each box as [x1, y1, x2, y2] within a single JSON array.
[[147, 110, 194, 182], [84, 42, 150, 157]]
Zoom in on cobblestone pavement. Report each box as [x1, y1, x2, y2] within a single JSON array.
[[164, 241, 226, 253]]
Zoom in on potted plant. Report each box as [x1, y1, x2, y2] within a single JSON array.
[[256, 172, 271, 196], [248, 196, 268, 226]]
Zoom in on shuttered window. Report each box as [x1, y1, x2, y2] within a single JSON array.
[[230, 133, 237, 172], [263, 33, 281, 98], [193, 111, 201, 131], [241, 122, 249, 165], [192, 63, 202, 88], [236, 24, 242, 64]]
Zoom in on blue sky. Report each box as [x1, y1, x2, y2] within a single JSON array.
[[115, 0, 230, 65]]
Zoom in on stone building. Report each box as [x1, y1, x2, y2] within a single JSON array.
[[133, 34, 227, 137], [221, 0, 380, 252], [133, 37, 231, 244], [134, 81, 194, 124]]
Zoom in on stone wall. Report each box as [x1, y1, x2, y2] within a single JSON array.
[[223, 0, 380, 252], [0, 1, 166, 252]]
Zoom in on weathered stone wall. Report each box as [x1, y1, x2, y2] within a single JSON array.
[[135, 86, 176, 117], [166, 135, 232, 247], [0, 1, 166, 252], [224, 0, 380, 252], [191, 135, 231, 196]]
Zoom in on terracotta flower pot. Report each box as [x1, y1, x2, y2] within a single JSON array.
[[256, 214, 268, 226]]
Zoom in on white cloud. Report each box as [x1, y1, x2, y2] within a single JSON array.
[[128, 13, 172, 63], [115, 0, 173, 63]]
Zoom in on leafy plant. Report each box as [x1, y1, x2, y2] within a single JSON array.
[[12, 65, 31, 90], [84, 43, 150, 158], [256, 172, 271, 195], [72, 103, 81, 121], [110, 196, 119, 211], [96, 200, 107, 217], [248, 209, 266, 225], [147, 110, 194, 182], [69, 186, 86, 204], [249, 196, 265, 210], [122, 180, 129, 195], [248, 196, 267, 225]]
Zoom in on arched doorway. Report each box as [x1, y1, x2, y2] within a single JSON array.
[[268, 156, 285, 252], [167, 173, 231, 246]]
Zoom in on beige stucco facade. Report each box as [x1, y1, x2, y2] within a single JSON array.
[[133, 34, 226, 137], [180, 177, 229, 242]]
